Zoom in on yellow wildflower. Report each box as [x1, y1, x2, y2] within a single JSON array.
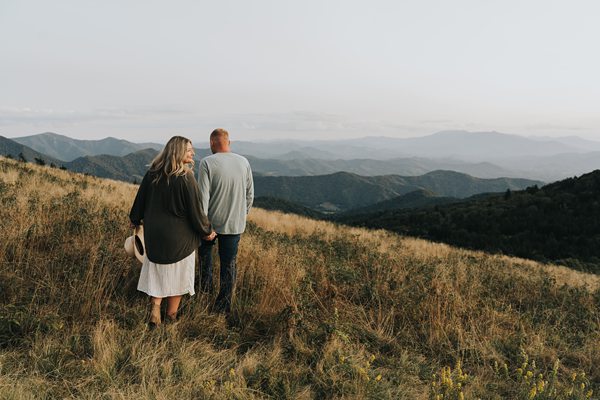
[[552, 360, 560, 376], [528, 386, 537, 399], [537, 379, 545, 392]]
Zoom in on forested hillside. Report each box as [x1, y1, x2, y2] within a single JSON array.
[[339, 170, 600, 273]]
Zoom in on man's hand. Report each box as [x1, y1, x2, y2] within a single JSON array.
[[203, 231, 217, 241]]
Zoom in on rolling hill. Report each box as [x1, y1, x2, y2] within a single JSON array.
[[254, 171, 542, 212], [11, 132, 163, 161], [337, 170, 600, 273], [64, 148, 159, 183], [335, 189, 459, 217], [492, 151, 600, 182], [246, 155, 516, 179], [253, 196, 326, 219], [0, 135, 63, 166]]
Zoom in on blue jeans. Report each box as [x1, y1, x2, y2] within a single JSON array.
[[199, 234, 241, 312]]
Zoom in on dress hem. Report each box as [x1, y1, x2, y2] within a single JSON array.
[[137, 288, 196, 298]]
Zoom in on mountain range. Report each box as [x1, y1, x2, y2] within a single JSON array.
[[335, 189, 460, 217], [245, 155, 516, 178], [4, 130, 600, 270], [253, 171, 541, 212], [254, 189, 461, 219], [11, 132, 162, 161], [234, 130, 600, 160], [0, 135, 159, 182], [0, 135, 63, 166], [0, 134, 542, 213], [8, 130, 600, 181], [65, 149, 160, 183]]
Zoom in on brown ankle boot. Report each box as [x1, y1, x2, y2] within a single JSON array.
[[166, 310, 178, 323], [149, 303, 161, 326]]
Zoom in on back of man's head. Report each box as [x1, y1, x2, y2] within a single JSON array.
[[210, 128, 230, 153]]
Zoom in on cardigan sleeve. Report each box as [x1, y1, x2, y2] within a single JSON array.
[[129, 172, 149, 225], [198, 159, 210, 215], [183, 171, 212, 236]]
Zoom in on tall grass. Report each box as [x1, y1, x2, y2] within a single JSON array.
[[0, 156, 598, 399]]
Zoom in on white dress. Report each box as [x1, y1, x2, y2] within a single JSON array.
[[137, 251, 196, 298]]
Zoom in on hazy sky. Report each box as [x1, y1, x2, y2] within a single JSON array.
[[1, 0, 599, 143]]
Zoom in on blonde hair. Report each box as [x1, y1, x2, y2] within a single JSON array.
[[149, 136, 193, 184]]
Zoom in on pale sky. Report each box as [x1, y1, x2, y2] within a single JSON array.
[[1, 0, 599, 143]]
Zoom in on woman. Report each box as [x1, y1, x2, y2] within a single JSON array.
[[130, 136, 215, 326]]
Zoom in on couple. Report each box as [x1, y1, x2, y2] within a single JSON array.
[[129, 128, 254, 326]]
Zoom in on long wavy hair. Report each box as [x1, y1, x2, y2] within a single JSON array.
[[149, 136, 193, 184]]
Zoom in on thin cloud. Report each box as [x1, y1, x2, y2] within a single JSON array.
[[0, 105, 195, 125], [221, 111, 419, 134], [525, 123, 585, 131]]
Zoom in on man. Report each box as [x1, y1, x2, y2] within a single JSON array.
[[198, 128, 254, 313]]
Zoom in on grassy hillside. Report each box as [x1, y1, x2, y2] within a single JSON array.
[[0, 156, 598, 399]]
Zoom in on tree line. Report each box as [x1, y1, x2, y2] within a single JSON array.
[[338, 170, 600, 273]]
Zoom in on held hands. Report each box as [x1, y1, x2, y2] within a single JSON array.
[[203, 231, 217, 241]]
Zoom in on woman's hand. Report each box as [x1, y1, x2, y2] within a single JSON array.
[[203, 231, 217, 241]]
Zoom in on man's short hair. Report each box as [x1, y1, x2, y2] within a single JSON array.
[[210, 128, 229, 142]]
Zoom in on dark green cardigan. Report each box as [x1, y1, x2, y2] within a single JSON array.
[[130, 169, 212, 264]]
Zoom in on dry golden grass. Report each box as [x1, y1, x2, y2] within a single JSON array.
[[249, 207, 600, 291], [1, 156, 599, 399]]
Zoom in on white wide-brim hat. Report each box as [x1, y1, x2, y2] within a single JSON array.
[[124, 225, 145, 264]]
